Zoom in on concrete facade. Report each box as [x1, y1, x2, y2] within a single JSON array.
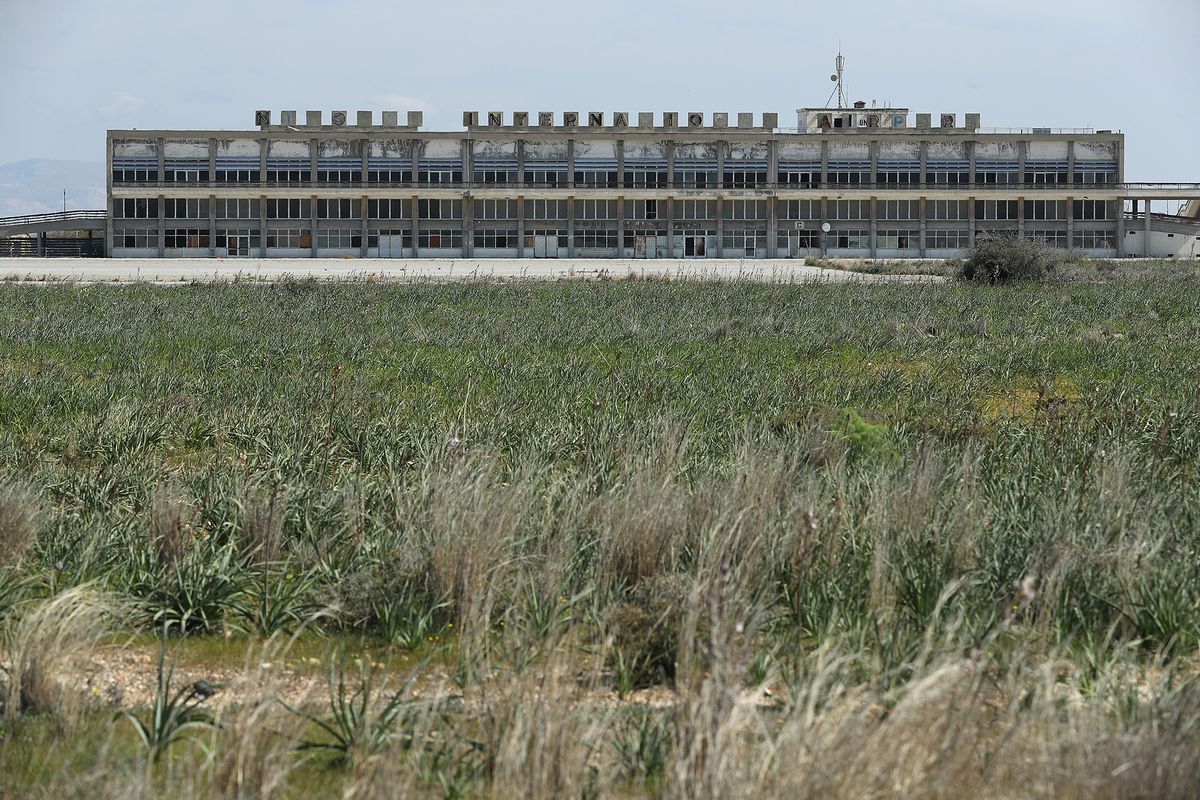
[[104, 108, 1195, 260]]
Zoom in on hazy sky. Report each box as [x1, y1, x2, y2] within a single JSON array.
[[1, 0, 1198, 183]]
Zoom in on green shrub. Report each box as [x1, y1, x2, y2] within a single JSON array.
[[606, 574, 690, 691], [959, 233, 1064, 284]]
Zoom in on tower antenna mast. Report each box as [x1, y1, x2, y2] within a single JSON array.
[[825, 48, 847, 109]]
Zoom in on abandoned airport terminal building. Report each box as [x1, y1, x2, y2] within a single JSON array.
[[99, 105, 1200, 260]]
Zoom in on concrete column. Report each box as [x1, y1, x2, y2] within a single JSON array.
[[361, 196, 369, 258], [309, 139, 318, 185], [567, 195, 576, 257], [767, 138, 779, 188], [208, 138, 217, 187], [1017, 140, 1026, 185], [665, 196, 674, 257], [259, 194, 267, 256], [156, 137, 165, 185], [967, 140, 977, 186], [157, 192, 165, 257], [1018, 196, 1025, 239], [968, 197, 976, 248], [820, 139, 829, 189], [310, 194, 318, 258], [869, 195, 878, 258], [517, 195, 526, 257], [462, 138, 472, 189], [1115, 198, 1125, 257], [766, 193, 778, 258], [1144, 198, 1151, 256], [208, 194, 216, 257], [516, 140, 526, 188], [1067, 141, 1075, 185], [820, 196, 829, 257], [411, 196, 420, 257], [919, 141, 927, 187], [411, 140, 420, 187], [716, 196, 724, 257], [714, 141, 723, 189], [463, 192, 474, 257], [918, 196, 927, 257], [1065, 195, 1074, 250], [616, 196, 624, 256], [360, 138, 369, 183], [567, 140, 575, 188], [869, 140, 878, 187], [616, 139, 624, 190], [668, 140, 677, 189], [36, 231, 44, 256]]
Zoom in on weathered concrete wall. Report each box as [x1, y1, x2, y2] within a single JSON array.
[[418, 139, 462, 159], [472, 140, 517, 159], [975, 142, 1018, 159], [215, 138, 260, 157], [927, 141, 968, 160], [674, 142, 719, 160], [163, 140, 209, 158], [829, 141, 870, 159], [268, 141, 310, 158], [524, 140, 569, 161], [1027, 142, 1068, 159], [113, 139, 157, 157], [778, 141, 822, 160], [369, 139, 413, 159], [878, 141, 921, 159], [727, 141, 768, 161], [574, 139, 617, 159]]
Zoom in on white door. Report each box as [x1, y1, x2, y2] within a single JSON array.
[[380, 234, 404, 258]]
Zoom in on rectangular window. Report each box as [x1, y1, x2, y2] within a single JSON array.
[[1023, 200, 1066, 221], [163, 198, 208, 219], [778, 200, 820, 220], [473, 229, 518, 249], [879, 200, 918, 220], [974, 200, 1019, 220], [266, 199, 311, 219], [215, 198, 259, 219], [830, 200, 869, 220], [832, 229, 870, 249], [877, 161, 921, 185], [317, 199, 361, 219], [622, 167, 668, 188], [675, 200, 715, 220], [1072, 231, 1115, 250], [723, 200, 768, 220], [473, 168, 518, 185], [525, 199, 569, 220], [265, 228, 311, 248], [574, 200, 617, 220], [927, 230, 971, 249], [573, 230, 618, 249], [417, 168, 462, 184], [417, 199, 462, 220], [573, 169, 619, 188], [676, 168, 717, 189], [524, 168, 568, 187], [826, 160, 871, 185], [367, 228, 412, 249], [926, 162, 971, 185], [720, 229, 764, 255], [1071, 200, 1110, 221], [368, 168, 412, 183], [723, 168, 768, 189], [315, 230, 363, 248], [164, 228, 210, 248], [315, 168, 362, 183], [112, 228, 156, 248], [418, 229, 463, 248], [778, 167, 820, 187], [1025, 230, 1068, 248], [367, 199, 412, 219], [113, 198, 160, 219], [877, 229, 918, 250], [623, 200, 660, 221]]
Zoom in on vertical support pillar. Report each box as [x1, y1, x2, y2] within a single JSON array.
[[36, 231, 44, 256], [967, 140, 977, 186], [157, 192, 165, 257], [567, 139, 575, 189], [714, 141, 723, 190], [567, 196, 576, 257], [309, 138, 318, 186], [208, 138, 217, 188], [1144, 198, 1151, 257], [616, 196, 624, 257], [1017, 196, 1025, 239], [820, 195, 829, 257], [767, 138, 779, 189], [360, 138, 369, 183], [361, 196, 369, 258], [766, 195, 778, 259], [259, 194, 267, 257], [968, 196, 976, 248], [616, 139, 624, 190], [517, 195, 526, 257], [665, 196, 674, 258], [869, 140, 878, 188], [310, 194, 318, 258], [869, 195, 878, 258], [1065, 195, 1074, 251], [410, 139, 421, 187], [667, 140, 677, 189], [820, 139, 829, 189], [516, 140, 526, 189], [919, 141, 928, 187], [208, 194, 216, 257], [1067, 140, 1076, 185], [716, 196, 724, 258], [411, 196, 420, 257], [918, 196, 927, 257], [1115, 197, 1125, 257], [1017, 140, 1026, 185], [156, 136, 166, 185]]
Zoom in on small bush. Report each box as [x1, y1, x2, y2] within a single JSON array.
[[959, 233, 1064, 284], [0, 482, 41, 568], [607, 574, 690, 690]]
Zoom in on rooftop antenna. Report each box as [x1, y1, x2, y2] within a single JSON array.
[[825, 48, 847, 109]]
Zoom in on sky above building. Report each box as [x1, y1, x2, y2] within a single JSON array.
[[1, 0, 1197, 184]]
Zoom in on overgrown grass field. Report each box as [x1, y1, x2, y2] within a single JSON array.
[[2, 272, 1200, 798]]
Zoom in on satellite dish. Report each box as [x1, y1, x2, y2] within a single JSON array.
[[821, 222, 832, 233], [830, 74, 838, 82]]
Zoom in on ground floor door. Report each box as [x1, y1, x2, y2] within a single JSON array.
[[380, 234, 405, 258], [634, 234, 656, 258], [684, 235, 706, 257], [226, 235, 248, 256], [530, 235, 557, 258]]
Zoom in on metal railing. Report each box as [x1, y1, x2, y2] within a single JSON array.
[[109, 180, 1200, 193], [0, 209, 107, 226]]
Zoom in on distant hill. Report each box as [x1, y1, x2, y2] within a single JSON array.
[[0, 159, 106, 217]]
